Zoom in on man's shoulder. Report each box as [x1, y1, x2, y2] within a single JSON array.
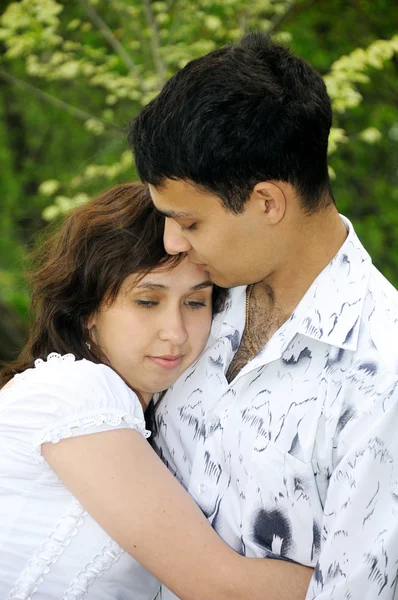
[[359, 264, 398, 371], [365, 264, 398, 327]]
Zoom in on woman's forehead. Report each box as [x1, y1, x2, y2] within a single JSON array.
[[123, 258, 212, 293]]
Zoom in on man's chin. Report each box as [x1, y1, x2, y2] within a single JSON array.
[[208, 272, 236, 288]]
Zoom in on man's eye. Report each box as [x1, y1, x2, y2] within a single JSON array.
[[135, 300, 158, 308], [181, 222, 197, 232]]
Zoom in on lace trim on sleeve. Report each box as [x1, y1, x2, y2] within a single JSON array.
[[34, 352, 76, 368], [0, 353, 76, 399], [33, 412, 151, 464]]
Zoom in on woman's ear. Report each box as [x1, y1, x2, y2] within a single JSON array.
[[86, 316, 96, 330], [84, 314, 97, 350], [84, 322, 98, 352]]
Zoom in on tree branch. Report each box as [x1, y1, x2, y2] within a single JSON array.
[[80, 0, 144, 85], [0, 69, 123, 136], [267, 0, 319, 36], [266, 2, 296, 35], [142, 0, 166, 86]]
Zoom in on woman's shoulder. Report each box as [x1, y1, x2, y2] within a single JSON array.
[[1, 353, 141, 418], [0, 354, 149, 465], [7, 352, 124, 389]]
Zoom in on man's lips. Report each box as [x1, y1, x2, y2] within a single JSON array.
[[148, 355, 184, 370]]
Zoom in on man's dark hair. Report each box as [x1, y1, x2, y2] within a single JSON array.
[[128, 32, 334, 214]]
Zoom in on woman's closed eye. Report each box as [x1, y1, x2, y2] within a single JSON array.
[[184, 300, 206, 309], [135, 299, 207, 310], [135, 299, 158, 308]]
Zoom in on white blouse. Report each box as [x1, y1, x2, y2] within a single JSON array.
[[0, 353, 160, 600]]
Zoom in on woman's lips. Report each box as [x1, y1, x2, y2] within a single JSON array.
[[148, 355, 184, 370]]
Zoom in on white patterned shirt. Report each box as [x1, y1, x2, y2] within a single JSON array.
[[152, 216, 398, 600]]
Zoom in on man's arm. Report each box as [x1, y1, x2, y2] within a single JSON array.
[[306, 373, 398, 599]]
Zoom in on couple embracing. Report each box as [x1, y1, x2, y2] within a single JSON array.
[[1, 32, 397, 600]]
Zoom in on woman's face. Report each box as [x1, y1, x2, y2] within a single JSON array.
[[88, 257, 213, 406]]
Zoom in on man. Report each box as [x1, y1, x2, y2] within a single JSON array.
[[129, 32, 398, 599]]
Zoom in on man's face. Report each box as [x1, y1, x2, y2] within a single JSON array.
[[149, 179, 276, 288]]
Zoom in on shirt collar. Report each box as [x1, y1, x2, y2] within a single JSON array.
[[289, 215, 371, 351], [215, 215, 372, 358]]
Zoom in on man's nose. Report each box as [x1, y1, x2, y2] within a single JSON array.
[[164, 218, 192, 255]]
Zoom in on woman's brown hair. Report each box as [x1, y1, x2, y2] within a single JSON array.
[[0, 182, 226, 386]]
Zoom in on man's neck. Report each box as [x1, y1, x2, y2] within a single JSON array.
[[228, 206, 348, 378], [259, 206, 348, 318]]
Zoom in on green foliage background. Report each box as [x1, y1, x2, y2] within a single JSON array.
[[0, 0, 397, 360]]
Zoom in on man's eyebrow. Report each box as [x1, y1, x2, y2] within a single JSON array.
[[154, 208, 196, 219], [135, 281, 213, 291]]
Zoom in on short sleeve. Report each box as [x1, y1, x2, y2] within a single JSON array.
[[2, 354, 150, 465]]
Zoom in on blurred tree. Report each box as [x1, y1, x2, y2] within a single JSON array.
[[0, 0, 397, 360]]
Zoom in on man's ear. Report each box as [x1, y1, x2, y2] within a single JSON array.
[[252, 181, 287, 225]]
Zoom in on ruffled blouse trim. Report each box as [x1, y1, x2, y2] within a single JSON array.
[[63, 539, 123, 599], [34, 352, 76, 368], [0, 353, 76, 398], [9, 498, 86, 600], [33, 412, 151, 463]]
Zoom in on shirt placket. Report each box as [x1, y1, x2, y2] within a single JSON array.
[[187, 416, 227, 515]]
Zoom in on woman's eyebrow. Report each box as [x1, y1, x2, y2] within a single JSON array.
[[135, 283, 167, 290], [136, 281, 213, 291]]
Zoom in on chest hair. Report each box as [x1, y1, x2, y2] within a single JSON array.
[[226, 335, 254, 383], [226, 289, 289, 383]]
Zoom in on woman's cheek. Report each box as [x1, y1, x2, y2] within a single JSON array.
[[198, 315, 212, 348]]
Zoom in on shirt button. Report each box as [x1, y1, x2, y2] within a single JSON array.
[[197, 484, 207, 495]]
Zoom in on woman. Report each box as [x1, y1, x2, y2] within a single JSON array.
[[0, 183, 311, 600]]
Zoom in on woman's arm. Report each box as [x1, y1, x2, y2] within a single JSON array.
[[42, 429, 312, 600]]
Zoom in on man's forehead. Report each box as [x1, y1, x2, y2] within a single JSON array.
[[148, 184, 200, 218], [154, 208, 197, 219]]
